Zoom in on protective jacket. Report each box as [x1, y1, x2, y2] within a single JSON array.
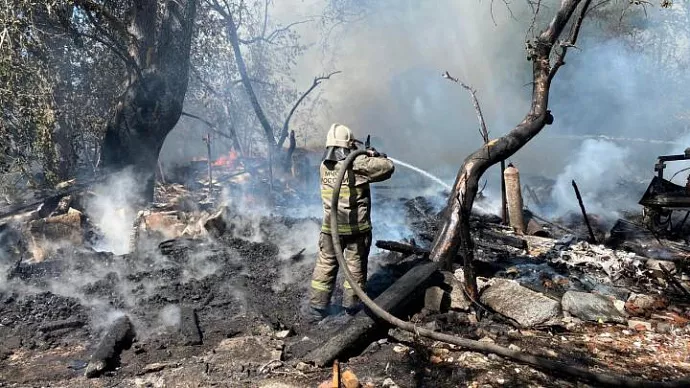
[[320, 154, 395, 235]]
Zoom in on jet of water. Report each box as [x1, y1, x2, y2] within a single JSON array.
[[388, 157, 452, 191]]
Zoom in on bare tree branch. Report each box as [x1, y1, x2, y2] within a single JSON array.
[[442, 71, 489, 143], [238, 19, 314, 45], [181, 112, 244, 155], [277, 70, 341, 149], [79, 7, 145, 82], [548, 0, 593, 82], [72, 0, 131, 39], [525, 0, 542, 40], [209, 0, 277, 149]]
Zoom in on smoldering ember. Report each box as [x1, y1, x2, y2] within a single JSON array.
[[3, 1, 690, 388]]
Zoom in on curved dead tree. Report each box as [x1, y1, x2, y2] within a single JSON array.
[[98, 0, 198, 202], [428, 0, 593, 301]]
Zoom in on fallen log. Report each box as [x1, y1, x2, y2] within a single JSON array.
[[85, 315, 135, 378], [180, 306, 202, 346], [376, 240, 506, 275], [38, 318, 85, 333], [306, 261, 439, 367], [475, 229, 527, 250], [376, 240, 513, 259], [528, 211, 579, 236], [0, 177, 104, 220]]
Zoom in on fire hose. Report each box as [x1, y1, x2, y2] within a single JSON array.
[[329, 149, 688, 388]]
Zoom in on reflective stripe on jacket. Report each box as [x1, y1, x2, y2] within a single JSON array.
[[320, 154, 395, 235]]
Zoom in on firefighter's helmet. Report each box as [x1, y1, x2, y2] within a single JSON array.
[[325, 123, 354, 149]]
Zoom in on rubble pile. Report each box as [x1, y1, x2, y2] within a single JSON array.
[[0, 161, 689, 387]]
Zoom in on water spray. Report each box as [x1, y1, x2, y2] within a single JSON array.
[[354, 136, 451, 191], [327, 149, 683, 387], [387, 157, 452, 191]]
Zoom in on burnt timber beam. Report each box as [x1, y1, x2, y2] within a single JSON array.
[[305, 261, 439, 367]]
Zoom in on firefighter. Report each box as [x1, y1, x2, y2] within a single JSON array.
[[306, 123, 395, 323]]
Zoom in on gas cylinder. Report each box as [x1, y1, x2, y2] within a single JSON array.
[[504, 163, 526, 234]]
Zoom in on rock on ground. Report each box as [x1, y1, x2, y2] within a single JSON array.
[[443, 272, 471, 311], [561, 291, 627, 324], [480, 279, 560, 327]]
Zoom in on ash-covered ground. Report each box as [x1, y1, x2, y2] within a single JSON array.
[[1, 171, 690, 388], [0, 209, 325, 381]]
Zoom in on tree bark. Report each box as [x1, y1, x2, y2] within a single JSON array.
[[100, 0, 197, 203], [428, 0, 592, 301], [219, 6, 277, 150]]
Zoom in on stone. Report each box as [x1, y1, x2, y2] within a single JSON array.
[[382, 378, 400, 388], [388, 328, 415, 343], [140, 211, 185, 241], [342, 369, 360, 388], [479, 279, 561, 327], [214, 336, 283, 363], [275, 329, 293, 339], [140, 362, 178, 375], [441, 271, 471, 311], [424, 286, 446, 312], [51, 195, 73, 216], [656, 322, 673, 334], [295, 362, 311, 372], [625, 294, 669, 317], [204, 206, 229, 237], [28, 209, 84, 261], [628, 320, 652, 332], [561, 291, 626, 324], [645, 259, 676, 273]]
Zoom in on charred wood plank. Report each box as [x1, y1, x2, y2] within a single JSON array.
[[528, 212, 579, 236], [660, 265, 690, 299], [306, 261, 439, 367], [38, 318, 85, 333], [476, 229, 527, 250], [85, 315, 135, 378], [572, 180, 597, 243], [376, 240, 513, 258], [376, 240, 505, 275], [376, 240, 428, 256], [180, 306, 202, 346]]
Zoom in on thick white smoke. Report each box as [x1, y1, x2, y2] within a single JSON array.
[[549, 139, 636, 220], [268, 1, 690, 218], [85, 169, 142, 254]]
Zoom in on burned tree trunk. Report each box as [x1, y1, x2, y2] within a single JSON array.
[[429, 0, 592, 301], [99, 0, 197, 203], [283, 130, 297, 172]]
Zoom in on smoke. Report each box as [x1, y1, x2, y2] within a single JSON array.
[[268, 0, 690, 218], [157, 304, 182, 329], [85, 168, 143, 255], [548, 139, 637, 221]]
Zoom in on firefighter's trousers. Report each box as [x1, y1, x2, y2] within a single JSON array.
[[309, 231, 372, 310]]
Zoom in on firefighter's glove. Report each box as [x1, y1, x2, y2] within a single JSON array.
[[366, 148, 381, 157]]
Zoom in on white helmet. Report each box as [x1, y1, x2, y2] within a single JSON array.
[[326, 123, 354, 148]]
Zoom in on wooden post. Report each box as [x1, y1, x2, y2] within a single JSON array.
[[203, 133, 212, 200], [571, 180, 597, 243], [500, 160, 507, 224], [268, 144, 274, 199], [157, 159, 166, 185]]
